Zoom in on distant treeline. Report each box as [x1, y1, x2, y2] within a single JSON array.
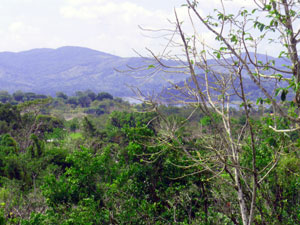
[[0, 90, 118, 107]]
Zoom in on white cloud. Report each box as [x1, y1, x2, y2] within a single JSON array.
[[65, 0, 105, 6], [9, 21, 38, 34], [58, 0, 176, 56], [60, 1, 170, 22], [0, 21, 42, 51], [206, 0, 256, 8], [8, 21, 40, 45], [0, 0, 266, 56], [60, 5, 98, 19]]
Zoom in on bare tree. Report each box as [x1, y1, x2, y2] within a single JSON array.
[[136, 0, 300, 224]]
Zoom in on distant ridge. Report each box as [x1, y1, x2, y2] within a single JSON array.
[[0, 46, 289, 100], [0, 46, 185, 97]]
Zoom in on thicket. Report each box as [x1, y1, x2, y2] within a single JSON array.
[[0, 90, 298, 224], [2, 0, 300, 224]]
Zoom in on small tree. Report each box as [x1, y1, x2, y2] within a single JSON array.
[[13, 90, 25, 102], [96, 92, 113, 101], [56, 92, 68, 100], [0, 91, 12, 103]]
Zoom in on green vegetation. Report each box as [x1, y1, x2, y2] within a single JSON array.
[[1, 1, 300, 224], [0, 89, 297, 224]]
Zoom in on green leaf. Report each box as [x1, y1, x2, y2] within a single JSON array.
[[218, 13, 224, 20], [259, 24, 265, 32], [215, 35, 222, 41], [274, 74, 283, 82], [264, 4, 272, 11], [147, 65, 155, 69], [275, 88, 283, 97], [256, 97, 263, 105], [270, 60, 275, 66], [230, 35, 238, 43], [264, 98, 271, 104], [267, 137, 278, 147], [281, 90, 288, 101], [241, 9, 248, 16], [213, 51, 221, 59], [218, 94, 224, 100]]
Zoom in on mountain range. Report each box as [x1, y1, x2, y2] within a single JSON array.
[[0, 46, 187, 97], [0, 46, 290, 101]]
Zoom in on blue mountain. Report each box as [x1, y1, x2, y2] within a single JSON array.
[[0, 46, 186, 97], [0, 46, 290, 101]]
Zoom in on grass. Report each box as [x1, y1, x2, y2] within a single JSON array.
[[69, 132, 83, 140]]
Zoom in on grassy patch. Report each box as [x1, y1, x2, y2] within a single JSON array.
[[69, 132, 83, 139]]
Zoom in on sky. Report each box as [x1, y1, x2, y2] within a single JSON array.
[[0, 0, 258, 57]]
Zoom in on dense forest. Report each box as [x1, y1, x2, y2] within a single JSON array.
[[2, 0, 300, 224], [0, 90, 299, 224]]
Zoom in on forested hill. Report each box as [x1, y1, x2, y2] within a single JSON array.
[[0, 46, 288, 100], [0, 46, 187, 97]]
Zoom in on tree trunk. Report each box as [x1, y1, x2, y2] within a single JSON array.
[[235, 168, 249, 225]]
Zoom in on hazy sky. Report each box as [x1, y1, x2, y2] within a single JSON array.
[[0, 0, 255, 57]]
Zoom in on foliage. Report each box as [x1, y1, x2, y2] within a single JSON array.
[[0, 0, 300, 223], [0, 90, 298, 224]]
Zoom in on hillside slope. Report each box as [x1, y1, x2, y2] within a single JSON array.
[[0, 46, 186, 97]]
